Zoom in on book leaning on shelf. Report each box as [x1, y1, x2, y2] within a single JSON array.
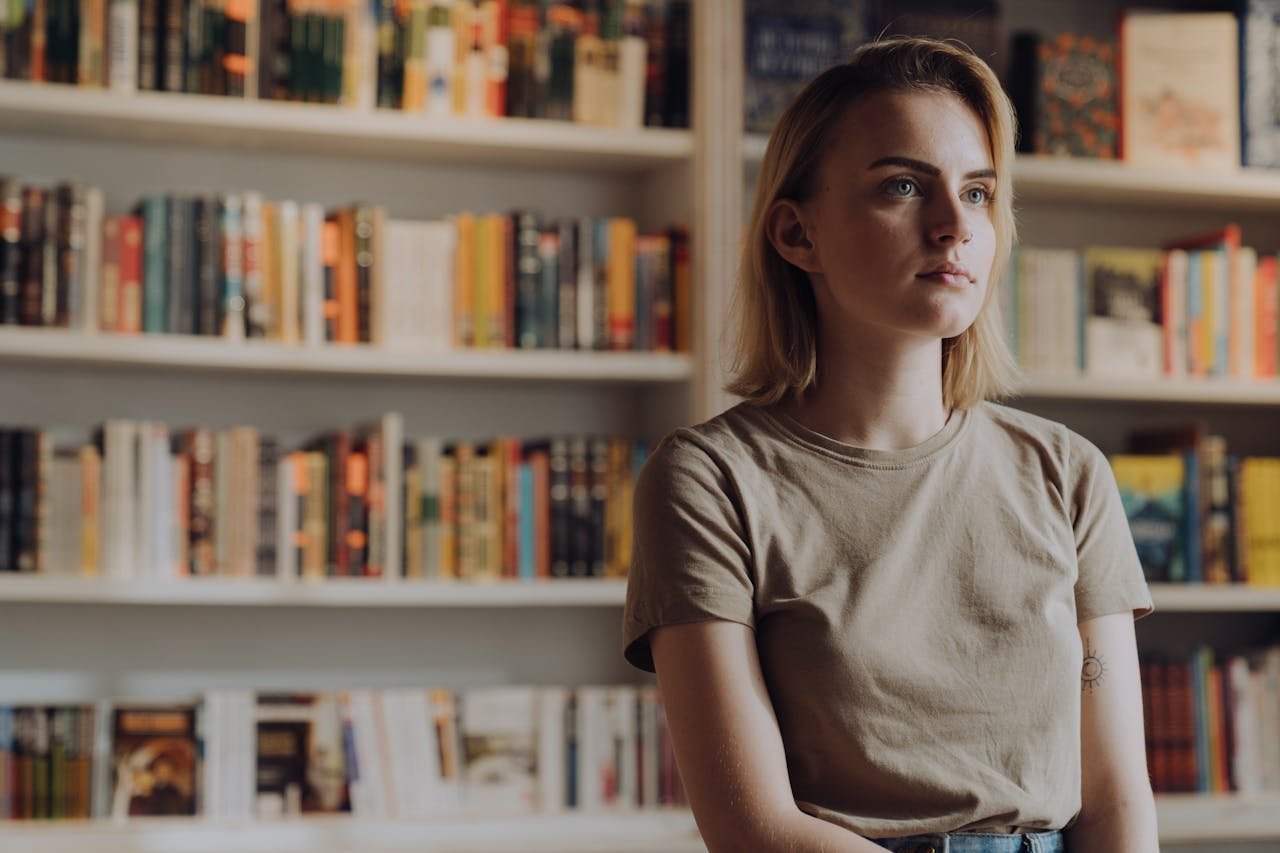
[[0, 0, 690, 129], [0, 417, 646, 581], [1002, 224, 1280, 380], [0, 176, 693, 352], [0, 684, 688, 821]]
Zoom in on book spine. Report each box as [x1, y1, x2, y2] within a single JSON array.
[[556, 218, 576, 349], [0, 178, 22, 326], [19, 186, 45, 327]]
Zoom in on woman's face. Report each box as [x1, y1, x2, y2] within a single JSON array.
[[799, 88, 998, 348]]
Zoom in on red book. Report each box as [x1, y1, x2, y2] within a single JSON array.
[[118, 216, 144, 335], [1257, 255, 1278, 378]]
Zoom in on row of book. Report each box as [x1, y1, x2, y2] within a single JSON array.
[[746, 2, 1280, 171], [0, 416, 648, 581], [1142, 644, 1280, 795], [1, 0, 691, 129], [0, 683, 686, 821], [1110, 425, 1280, 587], [1002, 226, 1278, 381], [0, 178, 691, 352]]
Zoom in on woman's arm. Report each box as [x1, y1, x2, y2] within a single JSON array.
[[1065, 612, 1159, 853], [651, 620, 886, 853]]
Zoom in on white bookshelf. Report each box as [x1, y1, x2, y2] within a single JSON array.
[[746, 132, 1280, 211], [0, 328, 693, 383], [1157, 794, 1280, 843], [0, 80, 692, 172], [1148, 584, 1280, 613], [1015, 374, 1280, 406], [0, 811, 704, 853], [0, 575, 628, 607]]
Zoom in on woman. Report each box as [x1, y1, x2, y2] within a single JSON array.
[[622, 37, 1157, 853]]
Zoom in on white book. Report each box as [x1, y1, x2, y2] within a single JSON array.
[[460, 686, 538, 814], [609, 685, 638, 808], [537, 686, 568, 813], [342, 690, 391, 818], [102, 419, 138, 580], [424, 5, 455, 117], [82, 187, 104, 333], [1229, 656, 1261, 794], [421, 221, 457, 351], [301, 203, 325, 347], [617, 15, 646, 129], [107, 0, 138, 93], [382, 220, 432, 350], [574, 686, 607, 810], [382, 688, 439, 818]]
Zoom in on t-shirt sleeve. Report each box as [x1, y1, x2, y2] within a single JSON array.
[[1069, 433, 1155, 622], [622, 432, 755, 672]]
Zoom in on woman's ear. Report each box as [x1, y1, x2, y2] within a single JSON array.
[[766, 199, 822, 274]]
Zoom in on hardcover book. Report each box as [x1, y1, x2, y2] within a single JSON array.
[[109, 704, 197, 817], [1120, 11, 1240, 171], [1081, 247, 1164, 378], [1111, 454, 1186, 584]]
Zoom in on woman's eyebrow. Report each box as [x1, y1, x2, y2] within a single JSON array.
[[866, 156, 996, 181]]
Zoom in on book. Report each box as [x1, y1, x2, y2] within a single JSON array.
[[743, 1, 868, 135], [1241, 0, 1280, 167], [459, 686, 538, 814], [1119, 11, 1240, 171], [1011, 30, 1117, 159], [1081, 247, 1163, 378], [1111, 454, 1186, 584], [109, 704, 198, 817]]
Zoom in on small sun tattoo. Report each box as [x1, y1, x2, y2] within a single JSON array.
[[1081, 640, 1106, 692]]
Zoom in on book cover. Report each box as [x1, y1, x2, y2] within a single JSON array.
[[1120, 11, 1240, 171], [1241, 0, 1280, 167], [459, 686, 537, 814], [1111, 454, 1186, 584], [743, 1, 868, 134], [1081, 247, 1164, 378], [255, 693, 349, 817], [109, 704, 197, 817]]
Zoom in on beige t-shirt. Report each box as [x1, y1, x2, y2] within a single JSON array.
[[623, 401, 1152, 837]]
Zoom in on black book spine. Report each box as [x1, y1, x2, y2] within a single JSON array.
[[513, 209, 541, 348], [162, 0, 185, 91], [138, 0, 161, 90], [568, 437, 590, 577], [588, 436, 607, 577], [0, 429, 13, 572], [548, 436, 570, 578], [183, 0, 203, 93], [0, 178, 23, 325], [40, 188, 58, 326], [195, 195, 222, 335], [256, 436, 278, 577], [354, 205, 373, 343], [13, 430, 37, 573], [19, 185, 44, 327], [663, 0, 688, 127]]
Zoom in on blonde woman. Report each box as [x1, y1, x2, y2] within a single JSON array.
[[623, 38, 1156, 853]]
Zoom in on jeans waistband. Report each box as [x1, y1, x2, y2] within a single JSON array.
[[870, 829, 1065, 853]]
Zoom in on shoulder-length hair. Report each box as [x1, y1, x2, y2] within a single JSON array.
[[727, 36, 1019, 410]]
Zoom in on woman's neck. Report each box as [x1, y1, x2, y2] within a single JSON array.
[[783, 331, 949, 451]]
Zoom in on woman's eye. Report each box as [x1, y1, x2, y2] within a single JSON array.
[[965, 186, 991, 205], [886, 178, 918, 197]]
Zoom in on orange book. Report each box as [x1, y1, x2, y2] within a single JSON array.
[[528, 447, 550, 579], [607, 217, 637, 350], [453, 212, 476, 347], [485, 212, 506, 347]]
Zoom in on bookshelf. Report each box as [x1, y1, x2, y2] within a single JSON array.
[[0, 811, 704, 853]]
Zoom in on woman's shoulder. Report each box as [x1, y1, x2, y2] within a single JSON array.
[[649, 401, 781, 468], [972, 400, 1107, 472]]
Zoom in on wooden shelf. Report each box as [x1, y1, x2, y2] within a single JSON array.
[[1148, 584, 1280, 613], [745, 133, 1280, 210], [0, 811, 703, 853], [1157, 793, 1280, 842], [0, 81, 692, 172], [1013, 373, 1280, 406], [0, 328, 693, 383], [0, 575, 629, 607]]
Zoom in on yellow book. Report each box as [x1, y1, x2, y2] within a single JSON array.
[[482, 212, 506, 348], [439, 449, 457, 579], [607, 217, 636, 350], [453, 212, 475, 347], [473, 215, 492, 348]]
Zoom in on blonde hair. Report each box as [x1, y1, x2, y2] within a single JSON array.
[[728, 36, 1019, 410]]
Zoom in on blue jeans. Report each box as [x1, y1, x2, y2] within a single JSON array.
[[870, 829, 1065, 853]]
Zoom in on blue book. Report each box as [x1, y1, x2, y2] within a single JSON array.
[[518, 462, 535, 581]]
